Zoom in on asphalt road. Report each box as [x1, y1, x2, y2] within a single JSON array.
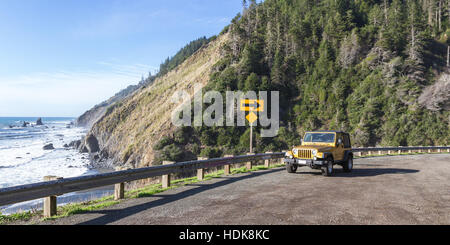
[[38, 154, 450, 225]]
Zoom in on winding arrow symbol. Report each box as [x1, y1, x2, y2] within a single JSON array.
[[240, 99, 264, 112]]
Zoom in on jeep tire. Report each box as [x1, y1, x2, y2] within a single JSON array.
[[321, 158, 334, 176], [286, 164, 298, 173], [343, 155, 353, 173]]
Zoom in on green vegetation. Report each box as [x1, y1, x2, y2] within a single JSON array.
[[0, 211, 34, 224], [157, 36, 215, 77], [153, 0, 450, 163]]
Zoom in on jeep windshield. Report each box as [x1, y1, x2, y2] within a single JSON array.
[[303, 133, 335, 143]]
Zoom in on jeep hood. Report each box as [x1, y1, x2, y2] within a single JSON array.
[[294, 145, 334, 152]]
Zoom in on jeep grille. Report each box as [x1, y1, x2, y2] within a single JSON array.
[[296, 149, 313, 159]]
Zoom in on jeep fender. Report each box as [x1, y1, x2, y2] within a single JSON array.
[[323, 152, 333, 160], [344, 151, 353, 162]]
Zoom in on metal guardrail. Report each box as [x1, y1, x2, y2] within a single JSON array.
[[352, 146, 450, 152], [0, 152, 284, 208], [0, 146, 449, 215]]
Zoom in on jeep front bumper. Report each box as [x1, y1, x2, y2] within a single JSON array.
[[284, 158, 325, 166]]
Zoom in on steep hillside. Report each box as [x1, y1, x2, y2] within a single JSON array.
[[87, 34, 228, 168], [76, 37, 212, 129], [81, 0, 450, 168], [76, 84, 140, 128]]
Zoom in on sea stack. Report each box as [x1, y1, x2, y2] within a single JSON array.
[[36, 118, 44, 126], [43, 143, 54, 150]]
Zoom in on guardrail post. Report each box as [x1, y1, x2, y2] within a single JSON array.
[[114, 183, 125, 201], [438, 148, 441, 153], [43, 176, 63, 218], [447, 147, 450, 153], [428, 148, 432, 153], [265, 152, 273, 168], [398, 146, 402, 154], [387, 150, 391, 155], [223, 155, 234, 175], [246, 153, 255, 170], [197, 157, 208, 181], [114, 167, 126, 200], [162, 161, 175, 188]]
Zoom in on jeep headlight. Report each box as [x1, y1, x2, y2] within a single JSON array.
[[285, 151, 293, 159], [312, 150, 318, 156], [293, 149, 299, 156]]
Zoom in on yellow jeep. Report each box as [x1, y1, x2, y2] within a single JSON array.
[[284, 131, 353, 176]]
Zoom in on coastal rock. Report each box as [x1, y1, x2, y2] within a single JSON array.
[[43, 144, 55, 150], [84, 134, 100, 153], [69, 139, 82, 148], [36, 118, 43, 126], [63, 144, 69, 148], [22, 122, 30, 127], [80, 146, 89, 153], [90, 153, 100, 161]]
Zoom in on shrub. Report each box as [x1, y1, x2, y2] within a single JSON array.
[[153, 136, 174, 150], [200, 147, 223, 158]]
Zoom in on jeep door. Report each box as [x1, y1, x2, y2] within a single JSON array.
[[334, 133, 345, 161]]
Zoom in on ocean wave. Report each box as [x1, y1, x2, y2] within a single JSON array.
[[0, 119, 88, 190]]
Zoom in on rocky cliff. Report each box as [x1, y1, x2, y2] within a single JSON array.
[[84, 33, 229, 169]]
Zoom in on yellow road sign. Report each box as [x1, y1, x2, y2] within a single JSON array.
[[240, 99, 264, 112], [246, 112, 258, 124]]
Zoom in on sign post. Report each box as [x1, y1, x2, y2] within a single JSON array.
[[240, 99, 264, 153]]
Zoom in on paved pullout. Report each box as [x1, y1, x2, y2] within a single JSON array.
[[38, 154, 449, 225]]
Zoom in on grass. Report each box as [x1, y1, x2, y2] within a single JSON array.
[[0, 211, 34, 224], [0, 162, 284, 224]]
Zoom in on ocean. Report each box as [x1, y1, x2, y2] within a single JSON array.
[[0, 117, 114, 215]]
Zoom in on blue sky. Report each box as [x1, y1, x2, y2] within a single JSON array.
[[0, 0, 242, 117]]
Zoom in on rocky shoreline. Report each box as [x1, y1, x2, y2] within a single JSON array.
[[68, 134, 116, 170]]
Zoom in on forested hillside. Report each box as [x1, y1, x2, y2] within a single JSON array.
[[82, 0, 450, 168], [154, 0, 450, 162]]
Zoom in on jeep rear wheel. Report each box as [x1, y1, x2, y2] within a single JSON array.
[[343, 156, 353, 173], [286, 164, 298, 173], [321, 158, 334, 176]]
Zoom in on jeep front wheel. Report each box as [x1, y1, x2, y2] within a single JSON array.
[[286, 164, 298, 173], [343, 156, 353, 173], [321, 158, 334, 176]]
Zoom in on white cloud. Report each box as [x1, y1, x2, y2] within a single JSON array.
[[0, 62, 157, 117]]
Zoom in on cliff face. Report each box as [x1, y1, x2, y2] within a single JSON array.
[[87, 33, 229, 168], [76, 83, 144, 128]]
